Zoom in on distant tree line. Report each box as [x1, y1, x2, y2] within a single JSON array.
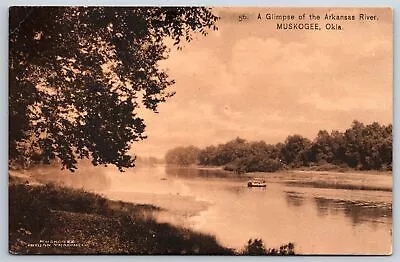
[[164, 120, 392, 173], [164, 146, 201, 166]]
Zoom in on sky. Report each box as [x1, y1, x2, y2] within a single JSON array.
[[134, 7, 393, 158]]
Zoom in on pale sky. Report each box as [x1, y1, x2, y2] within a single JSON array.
[[133, 7, 392, 158]]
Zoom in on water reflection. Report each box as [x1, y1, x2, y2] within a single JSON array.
[[285, 191, 305, 208], [101, 165, 392, 254], [314, 197, 392, 225], [314, 197, 333, 217], [165, 165, 242, 179], [285, 181, 391, 192]]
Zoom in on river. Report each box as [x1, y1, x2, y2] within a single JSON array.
[[98, 165, 392, 255]]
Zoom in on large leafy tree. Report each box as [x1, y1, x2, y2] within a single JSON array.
[[309, 130, 335, 164], [280, 135, 311, 167], [9, 7, 218, 171]]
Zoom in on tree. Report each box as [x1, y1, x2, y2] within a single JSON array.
[[241, 239, 295, 255], [380, 124, 393, 170], [242, 239, 267, 255], [195, 120, 391, 172], [216, 137, 251, 165], [329, 130, 346, 166], [355, 122, 392, 170], [309, 130, 334, 164], [281, 135, 311, 167], [165, 146, 200, 166], [343, 120, 364, 168], [9, 7, 218, 171], [198, 145, 218, 165]]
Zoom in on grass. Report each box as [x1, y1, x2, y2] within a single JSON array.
[[9, 183, 232, 255], [9, 177, 296, 255]]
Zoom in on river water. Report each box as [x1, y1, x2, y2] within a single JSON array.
[[98, 165, 392, 255]]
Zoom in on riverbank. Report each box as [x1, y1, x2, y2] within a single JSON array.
[[161, 164, 392, 192], [192, 163, 392, 192], [9, 173, 295, 255], [242, 169, 392, 192], [9, 180, 233, 255]]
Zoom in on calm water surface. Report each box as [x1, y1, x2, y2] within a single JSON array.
[[100, 165, 392, 255]]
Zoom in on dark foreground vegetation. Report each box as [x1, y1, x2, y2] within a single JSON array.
[[9, 179, 295, 255], [9, 7, 219, 172], [165, 120, 392, 173]]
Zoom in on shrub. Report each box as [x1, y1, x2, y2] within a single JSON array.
[[241, 239, 295, 256]]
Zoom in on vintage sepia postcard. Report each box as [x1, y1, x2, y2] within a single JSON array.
[[9, 7, 392, 255]]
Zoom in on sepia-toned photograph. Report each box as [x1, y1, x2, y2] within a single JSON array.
[[9, 7, 392, 255]]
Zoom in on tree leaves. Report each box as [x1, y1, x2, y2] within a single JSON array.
[[9, 7, 219, 171], [178, 120, 392, 172]]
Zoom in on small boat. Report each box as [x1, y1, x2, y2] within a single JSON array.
[[247, 179, 266, 187]]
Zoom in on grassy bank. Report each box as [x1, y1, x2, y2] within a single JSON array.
[[9, 182, 232, 255], [9, 179, 295, 255]]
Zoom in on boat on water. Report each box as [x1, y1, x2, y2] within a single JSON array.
[[247, 178, 266, 187]]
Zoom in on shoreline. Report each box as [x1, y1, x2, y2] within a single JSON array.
[[8, 180, 233, 255], [165, 164, 392, 175], [9, 164, 392, 255], [8, 172, 295, 255]]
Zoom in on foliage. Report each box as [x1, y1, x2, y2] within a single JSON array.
[[9, 183, 232, 254], [241, 238, 295, 255], [167, 120, 392, 173], [308, 121, 392, 170], [165, 145, 200, 166], [281, 135, 311, 167], [9, 7, 218, 171], [224, 156, 282, 173], [9, 183, 297, 255]]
